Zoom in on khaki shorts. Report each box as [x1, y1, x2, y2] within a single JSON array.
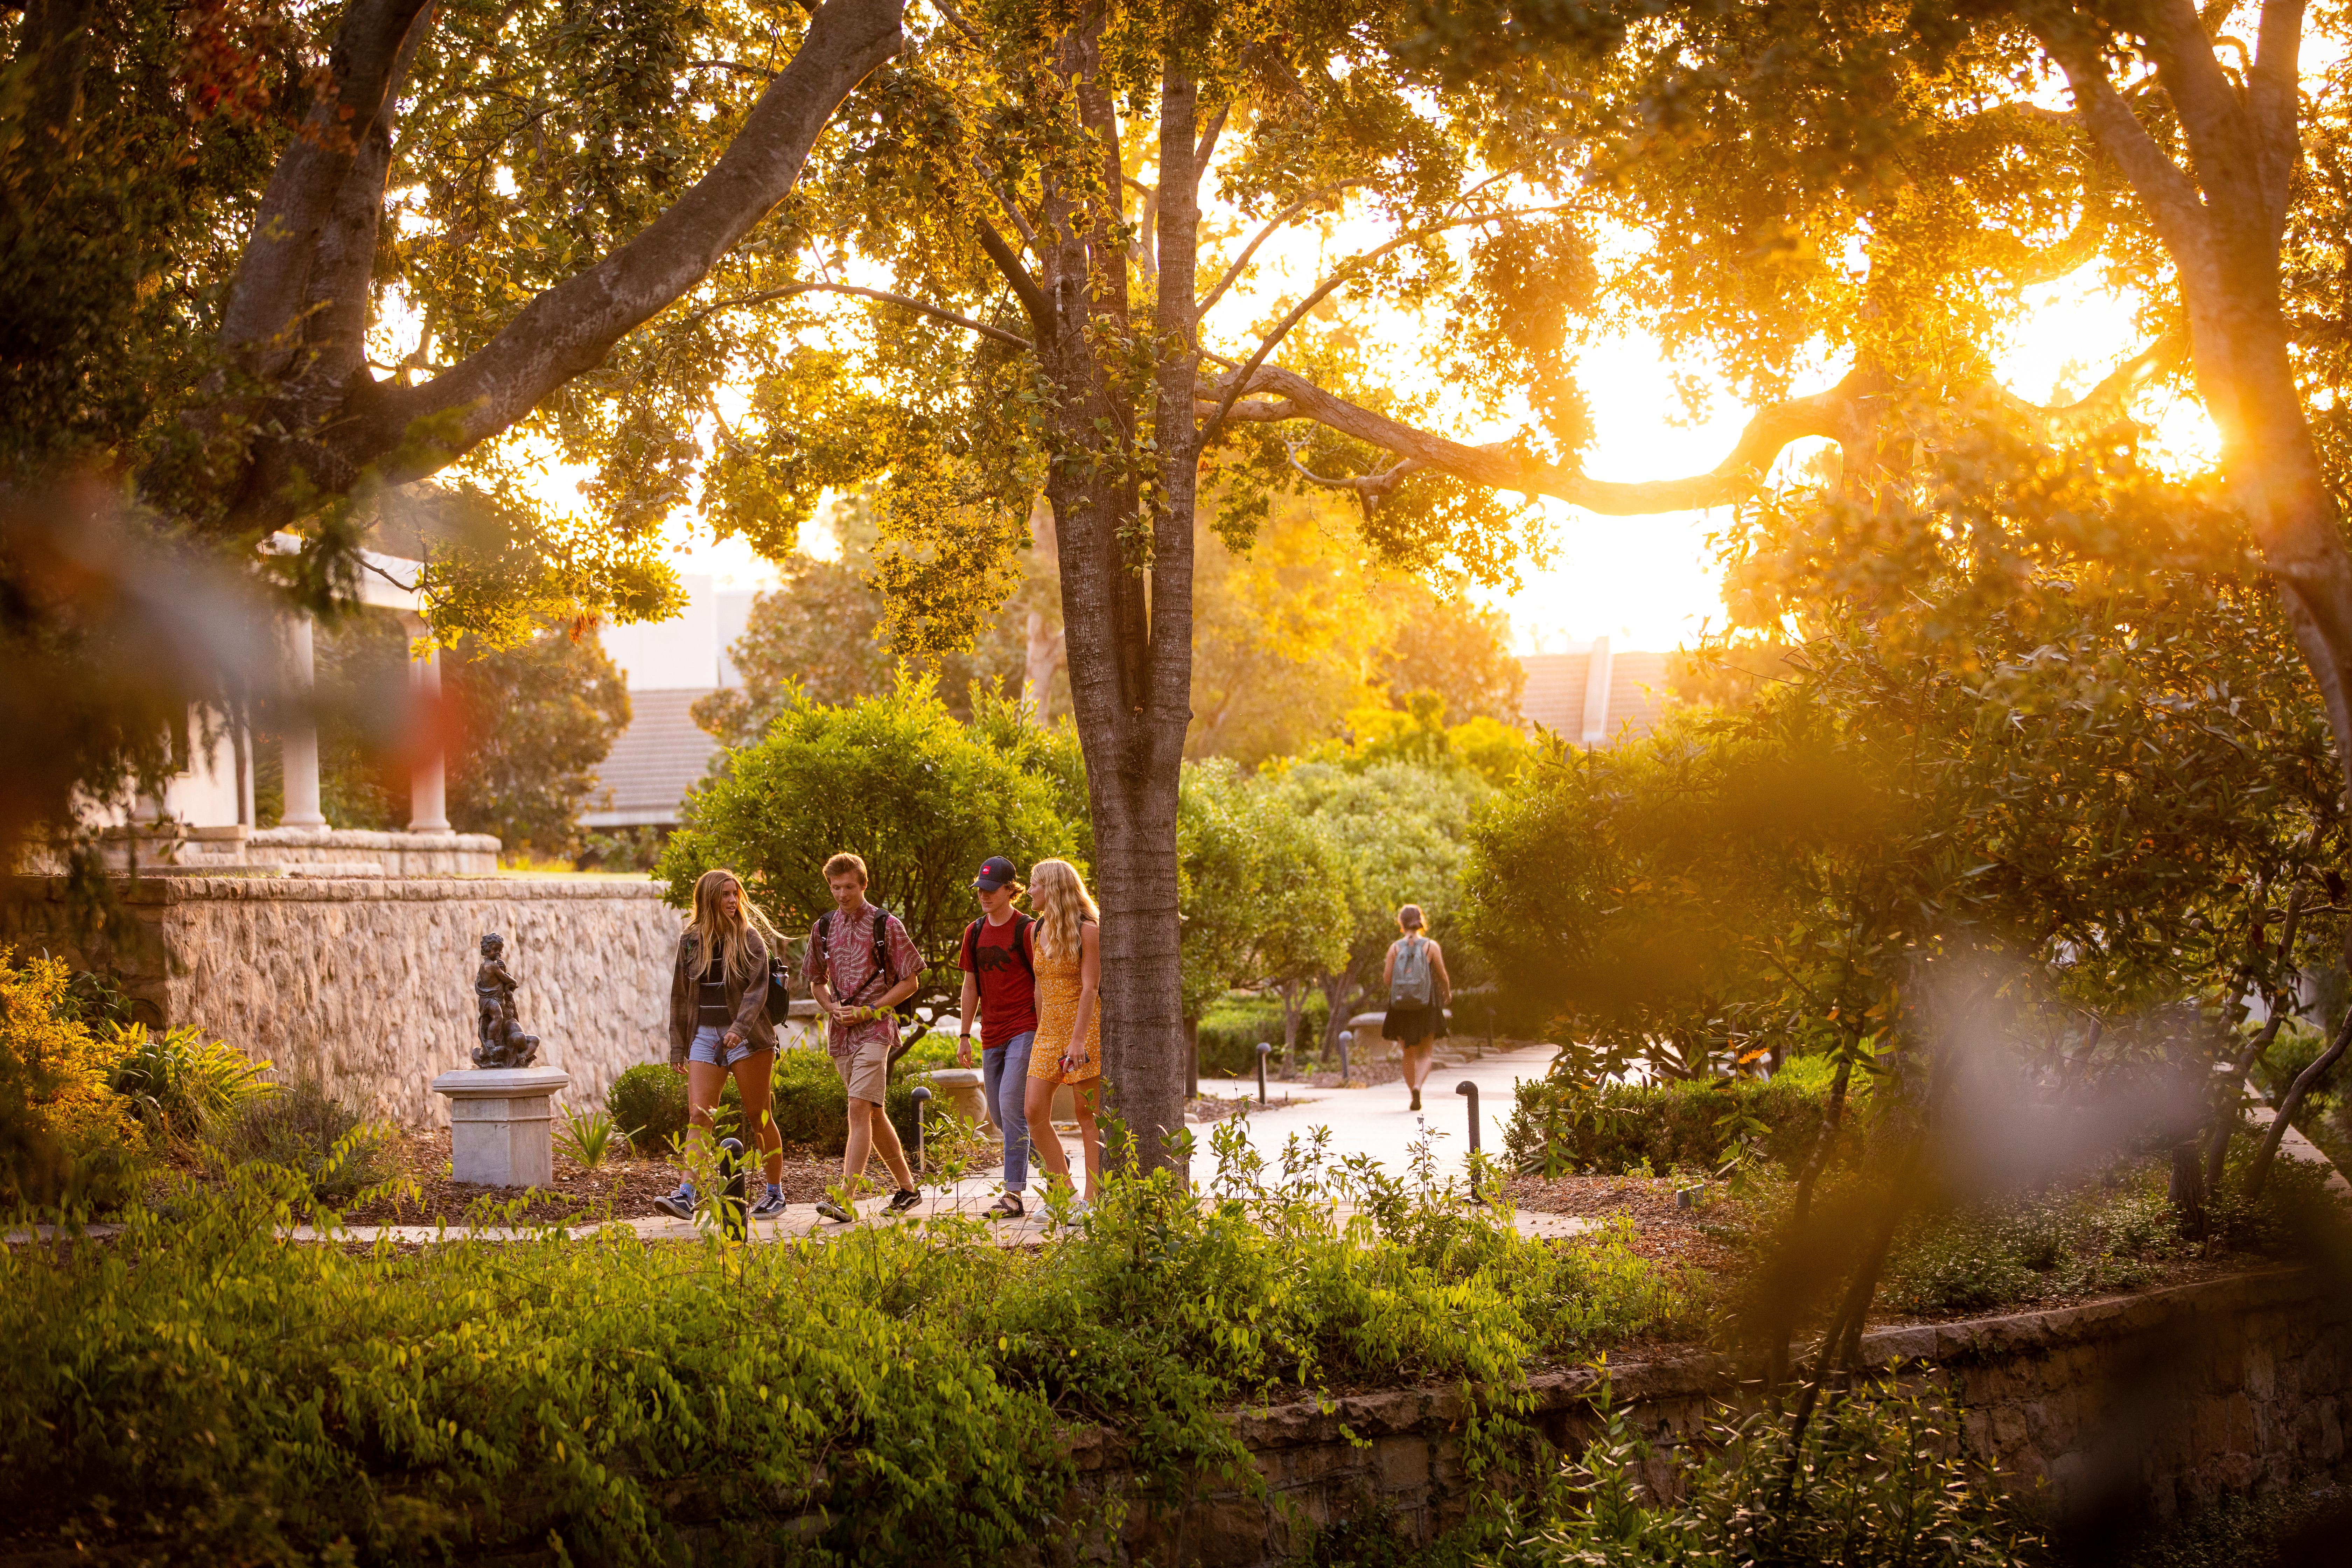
[[832, 1041, 890, 1105]]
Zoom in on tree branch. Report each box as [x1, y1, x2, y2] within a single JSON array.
[[1217, 336, 2178, 518], [217, 0, 436, 379], [346, 0, 907, 476], [2032, 10, 2213, 258], [1199, 203, 1576, 446], [690, 279, 1033, 347], [972, 216, 1050, 330], [1196, 180, 1377, 317]]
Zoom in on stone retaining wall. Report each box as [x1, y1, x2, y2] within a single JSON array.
[[3, 874, 676, 1125], [1077, 1268, 2351, 1566]]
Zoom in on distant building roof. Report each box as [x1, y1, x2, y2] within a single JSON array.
[[1518, 640, 1674, 746], [582, 688, 721, 828]]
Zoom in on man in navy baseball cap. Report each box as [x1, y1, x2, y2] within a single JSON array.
[[959, 854, 1037, 1217]]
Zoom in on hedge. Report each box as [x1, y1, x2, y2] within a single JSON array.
[[608, 1051, 927, 1160], [1195, 991, 1333, 1077], [1503, 1055, 1864, 1177]]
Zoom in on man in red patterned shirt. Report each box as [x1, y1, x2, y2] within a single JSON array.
[[805, 851, 924, 1221]]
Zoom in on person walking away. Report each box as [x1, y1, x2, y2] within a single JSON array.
[[1022, 858, 1103, 1211], [806, 851, 924, 1222], [958, 854, 1039, 1219], [1383, 905, 1453, 1112], [657, 868, 788, 1222]]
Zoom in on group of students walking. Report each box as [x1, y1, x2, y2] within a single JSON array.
[[652, 849, 1452, 1224], [652, 852, 1107, 1223]]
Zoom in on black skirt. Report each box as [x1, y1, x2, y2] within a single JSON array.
[[1382, 1004, 1443, 1046]]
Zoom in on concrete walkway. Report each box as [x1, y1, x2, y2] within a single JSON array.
[[1192, 1041, 1556, 1182]]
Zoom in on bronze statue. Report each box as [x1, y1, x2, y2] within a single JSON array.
[[472, 932, 541, 1069]]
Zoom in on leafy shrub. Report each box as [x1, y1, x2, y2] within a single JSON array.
[[1496, 1377, 2045, 1567], [1197, 989, 1332, 1076], [1504, 1057, 1861, 1177], [104, 1022, 272, 1143], [761, 1046, 921, 1153], [607, 1062, 687, 1154], [0, 1117, 1693, 1564], [215, 1078, 391, 1202], [2206, 1132, 2352, 1255], [0, 948, 140, 1210]]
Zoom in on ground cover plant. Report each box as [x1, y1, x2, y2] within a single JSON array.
[[1489, 1378, 2047, 1568], [0, 1119, 1696, 1565], [1504, 1055, 1857, 1179]]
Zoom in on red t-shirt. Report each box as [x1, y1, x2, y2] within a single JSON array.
[[960, 914, 1039, 1043]]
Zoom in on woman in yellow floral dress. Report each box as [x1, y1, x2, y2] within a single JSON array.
[[1022, 858, 1102, 1208]]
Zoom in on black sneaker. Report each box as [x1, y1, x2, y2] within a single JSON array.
[[814, 1196, 855, 1224], [886, 1187, 923, 1215], [652, 1184, 695, 1221], [1409, 1089, 1422, 1112], [750, 1189, 788, 1219]]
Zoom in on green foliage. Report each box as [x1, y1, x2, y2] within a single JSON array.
[[1504, 1059, 1855, 1178], [760, 1046, 922, 1154], [659, 678, 1080, 972], [576, 824, 667, 872], [103, 1022, 272, 1144], [0, 1119, 1693, 1563], [214, 1079, 392, 1203], [442, 623, 633, 857], [553, 1106, 620, 1170], [1494, 1378, 2046, 1567], [1878, 1178, 2177, 1316], [1196, 991, 1332, 1078], [1371, 593, 1527, 724], [0, 949, 140, 1211], [607, 1062, 688, 1156]]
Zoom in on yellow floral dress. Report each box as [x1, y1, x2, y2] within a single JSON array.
[[1027, 923, 1101, 1084]]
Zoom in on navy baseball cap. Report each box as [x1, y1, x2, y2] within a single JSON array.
[[974, 855, 1019, 891]]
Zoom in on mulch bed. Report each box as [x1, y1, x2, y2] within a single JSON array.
[[340, 1130, 851, 1226], [1505, 1172, 1744, 1273]]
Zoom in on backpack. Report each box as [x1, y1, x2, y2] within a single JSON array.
[[816, 905, 920, 1021], [960, 912, 1036, 984], [1389, 934, 1435, 1009]]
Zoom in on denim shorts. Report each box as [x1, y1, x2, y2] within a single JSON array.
[[688, 1022, 762, 1069]]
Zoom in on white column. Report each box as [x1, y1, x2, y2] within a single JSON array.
[[404, 612, 450, 832], [280, 612, 327, 826], [1579, 636, 1614, 748]]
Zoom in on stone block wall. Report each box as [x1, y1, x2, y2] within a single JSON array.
[[1079, 1268, 2350, 1567], [245, 827, 502, 876], [4, 874, 678, 1125]]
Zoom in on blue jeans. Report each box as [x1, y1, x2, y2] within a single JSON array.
[[982, 1033, 1035, 1191]]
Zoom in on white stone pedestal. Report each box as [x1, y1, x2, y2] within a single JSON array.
[[431, 1067, 570, 1187], [918, 1066, 988, 1127]]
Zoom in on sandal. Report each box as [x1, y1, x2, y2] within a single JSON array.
[[985, 1192, 1025, 1219]]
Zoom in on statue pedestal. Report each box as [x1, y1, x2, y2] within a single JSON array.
[[431, 1067, 570, 1187]]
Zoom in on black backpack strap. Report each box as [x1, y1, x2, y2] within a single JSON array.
[[1013, 913, 1036, 981], [870, 908, 892, 982]]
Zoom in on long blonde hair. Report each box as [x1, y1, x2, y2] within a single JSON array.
[[685, 867, 783, 982], [1027, 858, 1098, 960]]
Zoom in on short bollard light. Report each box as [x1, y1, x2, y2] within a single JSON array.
[[1456, 1082, 1487, 1206], [718, 1136, 748, 1241], [1336, 1035, 1351, 1086], [1255, 1042, 1273, 1105], [910, 1085, 933, 1175]]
